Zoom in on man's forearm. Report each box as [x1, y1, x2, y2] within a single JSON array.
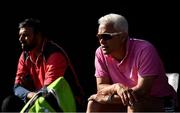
[[97, 84, 112, 91], [131, 76, 156, 99], [14, 84, 30, 102]]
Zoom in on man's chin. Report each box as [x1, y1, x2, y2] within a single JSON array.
[[22, 47, 32, 52], [102, 50, 110, 55]]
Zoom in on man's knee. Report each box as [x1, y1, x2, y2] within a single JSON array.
[[86, 100, 126, 112], [86, 100, 100, 112]]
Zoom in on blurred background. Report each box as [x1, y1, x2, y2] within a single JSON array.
[[0, 0, 179, 110]]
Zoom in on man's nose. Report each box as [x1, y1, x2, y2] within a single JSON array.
[[19, 36, 24, 42], [99, 38, 106, 45]]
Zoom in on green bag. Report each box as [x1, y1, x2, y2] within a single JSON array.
[[20, 77, 76, 112]]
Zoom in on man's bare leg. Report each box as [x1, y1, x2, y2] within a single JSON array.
[[86, 100, 126, 113]]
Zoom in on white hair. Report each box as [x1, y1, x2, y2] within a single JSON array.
[[98, 13, 128, 33]]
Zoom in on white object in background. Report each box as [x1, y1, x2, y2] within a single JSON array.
[[166, 73, 179, 92]]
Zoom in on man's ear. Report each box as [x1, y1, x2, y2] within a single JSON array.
[[121, 32, 128, 42]]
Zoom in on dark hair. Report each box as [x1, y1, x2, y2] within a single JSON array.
[[19, 18, 44, 34]]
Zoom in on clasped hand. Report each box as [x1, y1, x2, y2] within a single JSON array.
[[88, 83, 137, 106]]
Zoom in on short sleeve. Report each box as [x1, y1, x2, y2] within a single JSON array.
[[138, 43, 165, 76]]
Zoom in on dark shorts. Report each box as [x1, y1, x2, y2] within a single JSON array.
[[128, 96, 177, 112], [164, 96, 176, 112]]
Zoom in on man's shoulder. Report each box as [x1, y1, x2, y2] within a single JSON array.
[[44, 41, 60, 50], [95, 46, 103, 55], [43, 41, 65, 59], [130, 38, 154, 48]]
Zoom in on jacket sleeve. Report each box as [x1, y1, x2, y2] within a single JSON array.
[[14, 52, 31, 102], [14, 84, 30, 102]]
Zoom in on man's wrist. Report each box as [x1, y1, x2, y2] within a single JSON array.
[[107, 93, 115, 103], [112, 83, 119, 93]]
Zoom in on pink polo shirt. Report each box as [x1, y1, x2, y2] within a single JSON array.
[[95, 38, 176, 97]]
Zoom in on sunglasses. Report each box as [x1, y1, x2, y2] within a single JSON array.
[[96, 32, 122, 41]]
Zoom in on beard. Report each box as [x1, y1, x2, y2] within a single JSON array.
[[21, 43, 36, 52]]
